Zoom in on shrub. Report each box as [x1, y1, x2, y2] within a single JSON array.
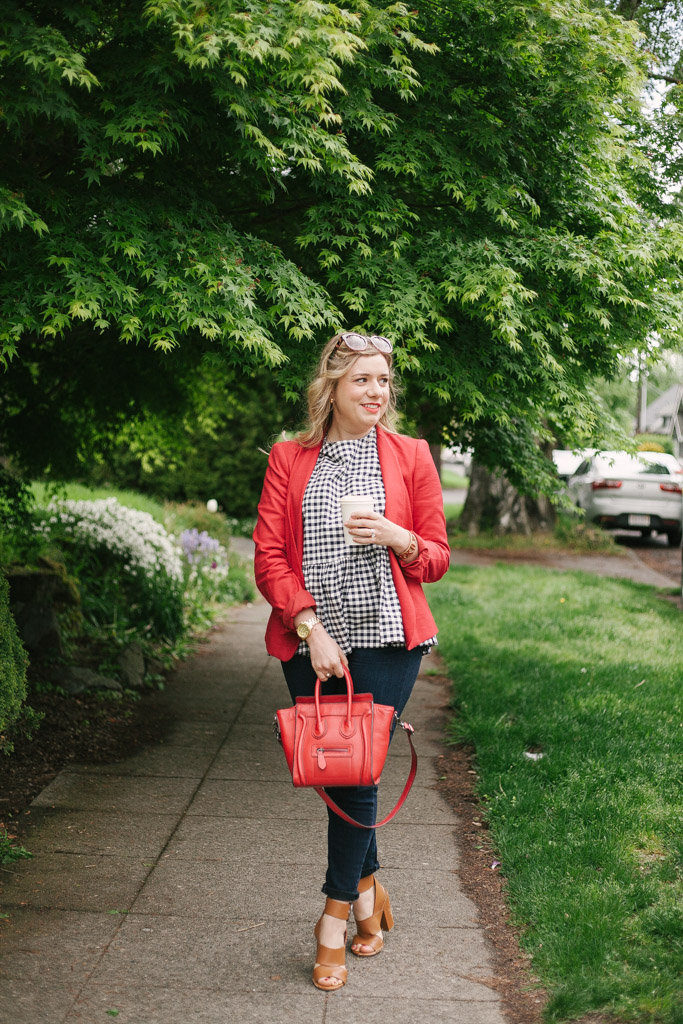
[[0, 465, 33, 529], [179, 527, 255, 628], [87, 365, 284, 518], [634, 434, 675, 455], [164, 502, 240, 549], [34, 498, 184, 640], [0, 466, 41, 567], [553, 513, 616, 551], [0, 572, 29, 749]]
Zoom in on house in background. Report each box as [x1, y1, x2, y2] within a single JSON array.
[[643, 383, 683, 458]]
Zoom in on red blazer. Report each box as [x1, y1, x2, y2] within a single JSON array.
[[253, 427, 451, 661]]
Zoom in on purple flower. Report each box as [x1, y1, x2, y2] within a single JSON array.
[[180, 528, 222, 566]]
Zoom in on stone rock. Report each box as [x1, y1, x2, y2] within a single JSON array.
[[7, 560, 79, 609], [62, 666, 123, 696], [12, 601, 64, 658], [118, 642, 145, 689], [7, 561, 80, 659]]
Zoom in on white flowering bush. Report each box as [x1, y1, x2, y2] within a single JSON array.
[[34, 498, 184, 639]]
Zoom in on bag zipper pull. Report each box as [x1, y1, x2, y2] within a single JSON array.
[[316, 747, 326, 770]]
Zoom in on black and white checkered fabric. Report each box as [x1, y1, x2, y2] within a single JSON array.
[[297, 427, 436, 656]]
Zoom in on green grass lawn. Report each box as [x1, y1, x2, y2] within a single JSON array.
[[31, 481, 169, 524], [441, 467, 470, 489], [429, 565, 681, 1024], [443, 500, 466, 522], [446, 514, 618, 555]]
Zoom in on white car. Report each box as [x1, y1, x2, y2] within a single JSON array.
[[567, 450, 683, 547], [552, 449, 594, 482], [442, 445, 473, 471]]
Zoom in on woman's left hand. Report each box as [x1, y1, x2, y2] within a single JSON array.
[[346, 511, 411, 553]]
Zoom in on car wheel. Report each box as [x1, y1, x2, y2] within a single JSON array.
[[666, 528, 682, 548]]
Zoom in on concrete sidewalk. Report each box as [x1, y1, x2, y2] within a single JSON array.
[[0, 601, 507, 1024]]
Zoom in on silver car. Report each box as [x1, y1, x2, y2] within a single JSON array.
[[567, 451, 683, 547]]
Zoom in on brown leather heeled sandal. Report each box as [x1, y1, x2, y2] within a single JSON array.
[[351, 874, 394, 957], [312, 897, 350, 991]]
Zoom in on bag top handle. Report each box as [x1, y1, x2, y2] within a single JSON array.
[[314, 665, 354, 733]]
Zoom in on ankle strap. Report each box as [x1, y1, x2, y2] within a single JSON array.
[[324, 897, 350, 919]]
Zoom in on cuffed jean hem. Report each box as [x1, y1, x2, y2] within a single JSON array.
[[322, 858, 381, 904]]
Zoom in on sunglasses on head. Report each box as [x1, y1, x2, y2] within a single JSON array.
[[336, 332, 393, 354]]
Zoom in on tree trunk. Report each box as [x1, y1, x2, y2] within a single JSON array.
[[428, 442, 442, 480], [459, 462, 555, 536]]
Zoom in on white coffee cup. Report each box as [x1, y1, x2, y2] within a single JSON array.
[[340, 494, 375, 546]]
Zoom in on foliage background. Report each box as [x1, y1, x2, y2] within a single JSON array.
[[0, 571, 28, 742], [0, 0, 681, 504], [86, 360, 284, 517]]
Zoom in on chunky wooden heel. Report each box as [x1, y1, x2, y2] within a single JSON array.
[[312, 898, 349, 991], [351, 874, 394, 957]]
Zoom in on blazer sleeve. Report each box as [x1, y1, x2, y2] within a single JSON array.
[[252, 444, 317, 629], [399, 439, 451, 583]]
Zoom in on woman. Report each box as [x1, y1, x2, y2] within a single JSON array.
[[253, 331, 450, 991]]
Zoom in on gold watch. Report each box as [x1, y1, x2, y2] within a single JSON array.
[[296, 615, 321, 640]]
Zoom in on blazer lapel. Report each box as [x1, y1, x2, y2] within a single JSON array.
[[377, 427, 411, 527], [286, 441, 322, 561], [285, 430, 411, 562]]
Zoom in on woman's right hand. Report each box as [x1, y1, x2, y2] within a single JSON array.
[[306, 626, 349, 681]]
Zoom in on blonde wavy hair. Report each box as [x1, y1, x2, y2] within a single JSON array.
[[295, 333, 401, 447]]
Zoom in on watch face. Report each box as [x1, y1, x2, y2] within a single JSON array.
[[296, 622, 310, 639]]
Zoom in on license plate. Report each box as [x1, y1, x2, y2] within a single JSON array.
[[628, 514, 650, 527]]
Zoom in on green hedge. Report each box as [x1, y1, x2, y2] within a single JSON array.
[[86, 365, 286, 518], [634, 434, 676, 456], [0, 572, 28, 745]]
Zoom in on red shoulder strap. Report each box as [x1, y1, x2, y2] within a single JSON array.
[[314, 723, 417, 829]]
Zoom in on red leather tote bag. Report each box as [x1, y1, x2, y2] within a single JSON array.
[[275, 666, 417, 828]]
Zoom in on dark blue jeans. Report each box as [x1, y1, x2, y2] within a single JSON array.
[[281, 646, 423, 903]]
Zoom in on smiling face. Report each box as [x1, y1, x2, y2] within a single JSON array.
[[328, 352, 391, 440]]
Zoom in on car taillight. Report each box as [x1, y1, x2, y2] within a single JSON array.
[[591, 479, 622, 490], [660, 482, 683, 494]]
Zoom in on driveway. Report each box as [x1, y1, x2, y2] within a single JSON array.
[[613, 532, 680, 585], [451, 533, 679, 591]]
